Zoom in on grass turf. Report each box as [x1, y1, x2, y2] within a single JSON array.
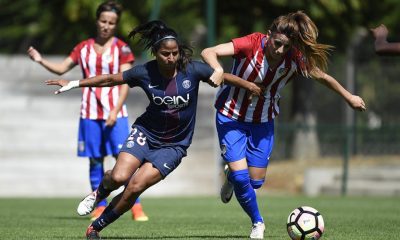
[[0, 195, 398, 239]]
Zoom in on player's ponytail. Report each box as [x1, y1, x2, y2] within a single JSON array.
[[128, 20, 193, 71]]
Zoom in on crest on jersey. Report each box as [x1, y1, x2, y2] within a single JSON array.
[[182, 79, 191, 89], [121, 45, 132, 54]]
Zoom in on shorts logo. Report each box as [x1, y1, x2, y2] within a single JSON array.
[[220, 144, 227, 155], [126, 141, 135, 148], [182, 79, 191, 89], [78, 141, 85, 152], [163, 163, 171, 170]]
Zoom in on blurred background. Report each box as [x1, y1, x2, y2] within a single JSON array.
[[1, 0, 400, 198]]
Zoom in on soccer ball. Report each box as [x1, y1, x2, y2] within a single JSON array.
[[287, 206, 324, 240]]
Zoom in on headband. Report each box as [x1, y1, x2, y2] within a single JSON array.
[[153, 35, 176, 46]]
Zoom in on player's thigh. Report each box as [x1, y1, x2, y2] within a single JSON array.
[[127, 162, 163, 192], [246, 120, 274, 168], [216, 112, 247, 162], [111, 151, 142, 183]]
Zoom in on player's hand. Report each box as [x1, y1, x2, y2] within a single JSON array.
[[209, 68, 224, 87], [370, 24, 389, 40], [27, 46, 42, 63], [45, 79, 79, 94], [105, 110, 117, 127], [348, 95, 366, 111], [246, 82, 265, 101]]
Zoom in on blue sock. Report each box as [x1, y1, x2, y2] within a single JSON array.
[[92, 209, 121, 231], [89, 158, 107, 207], [229, 169, 263, 224], [135, 197, 141, 204]]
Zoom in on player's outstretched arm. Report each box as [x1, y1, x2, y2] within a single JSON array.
[[370, 24, 400, 55], [45, 73, 125, 94], [312, 68, 366, 111]]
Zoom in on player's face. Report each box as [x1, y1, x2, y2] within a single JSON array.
[[155, 40, 180, 71], [96, 11, 118, 39], [266, 32, 292, 61]]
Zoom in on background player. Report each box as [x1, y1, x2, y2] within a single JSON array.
[[201, 11, 366, 239], [371, 24, 400, 54], [27, 0, 148, 221]]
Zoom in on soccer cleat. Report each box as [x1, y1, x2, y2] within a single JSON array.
[[220, 164, 234, 203], [86, 225, 101, 240], [250, 222, 265, 239], [131, 203, 149, 221], [90, 206, 106, 221], [77, 191, 98, 216]]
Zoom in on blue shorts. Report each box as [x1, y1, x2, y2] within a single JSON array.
[[78, 117, 129, 158], [119, 125, 187, 178], [216, 112, 274, 168]]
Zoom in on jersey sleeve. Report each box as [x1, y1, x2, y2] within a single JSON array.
[[231, 33, 262, 58], [191, 61, 214, 82], [69, 41, 86, 64], [122, 64, 145, 87], [119, 44, 135, 64]]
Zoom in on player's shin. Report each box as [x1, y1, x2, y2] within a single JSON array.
[[229, 169, 263, 224], [91, 209, 122, 232]]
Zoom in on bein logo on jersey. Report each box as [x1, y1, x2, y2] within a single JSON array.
[[152, 93, 190, 109]]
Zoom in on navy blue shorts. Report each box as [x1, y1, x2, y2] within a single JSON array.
[[78, 117, 129, 158], [120, 125, 187, 178], [216, 112, 274, 168]]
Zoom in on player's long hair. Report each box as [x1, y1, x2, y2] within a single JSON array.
[[128, 20, 193, 71], [269, 11, 333, 78]]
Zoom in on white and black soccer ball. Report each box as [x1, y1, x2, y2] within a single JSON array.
[[287, 206, 324, 240]]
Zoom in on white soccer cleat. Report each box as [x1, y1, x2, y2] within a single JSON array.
[[220, 164, 234, 203], [250, 222, 265, 239], [77, 191, 98, 216]]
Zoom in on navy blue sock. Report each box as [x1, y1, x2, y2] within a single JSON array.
[[92, 209, 121, 231], [229, 169, 263, 224], [97, 182, 112, 201], [89, 158, 107, 207]]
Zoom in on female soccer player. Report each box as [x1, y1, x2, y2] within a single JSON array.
[[201, 11, 366, 239], [371, 24, 400, 54], [45, 20, 262, 240], [27, 1, 148, 221]]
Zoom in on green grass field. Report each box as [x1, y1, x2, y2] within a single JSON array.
[[0, 195, 398, 239]]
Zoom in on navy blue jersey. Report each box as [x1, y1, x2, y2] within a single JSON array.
[[122, 60, 214, 148]]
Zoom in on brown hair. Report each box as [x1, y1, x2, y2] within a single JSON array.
[[269, 11, 333, 78], [96, 1, 122, 21]]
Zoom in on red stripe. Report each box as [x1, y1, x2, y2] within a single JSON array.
[[267, 58, 292, 121], [226, 88, 240, 118], [95, 53, 103, 119], [252, 68, 276, 123], [238, 51, 264, 121], [226, 57, 253, 118]]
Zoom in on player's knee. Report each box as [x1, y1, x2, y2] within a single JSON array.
[[250, 178, 265, 189], [110, 171, 130, 187], [228, 169, 250, 189], [125, 181, 146, 195], [89, 157, 104, 166]]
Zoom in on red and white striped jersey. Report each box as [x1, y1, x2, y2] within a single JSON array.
[[69, 37, 134, 120], [215, 32, 306, 123]]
